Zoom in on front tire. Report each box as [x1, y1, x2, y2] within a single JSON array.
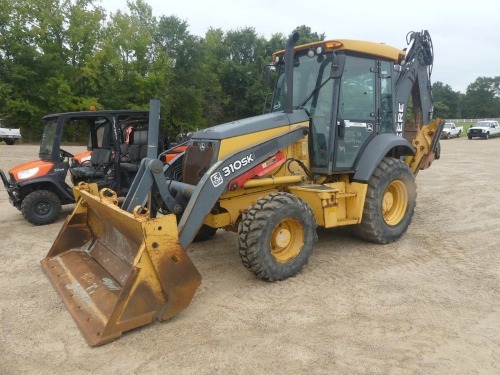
[[21, 190, 62, 225], [238, 192, 317, 281], [353, 157, 416, 244]]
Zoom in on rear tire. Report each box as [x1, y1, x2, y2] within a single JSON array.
[[353, 157, 416, 244], [238, 192, 317, 281], [21, 190, 62, 225]]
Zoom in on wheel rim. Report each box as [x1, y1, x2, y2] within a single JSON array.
[[270, 218, 304, 263], [34, 200, 53, 217], [382, 180, 408, 226]]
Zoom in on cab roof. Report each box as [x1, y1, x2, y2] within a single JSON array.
[[273, 39, 406, 63]]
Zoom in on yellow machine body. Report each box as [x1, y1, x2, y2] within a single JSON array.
[[41, 30, 442, 346]]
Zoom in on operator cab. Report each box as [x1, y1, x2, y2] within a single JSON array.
[[271, 40, 405, 175]]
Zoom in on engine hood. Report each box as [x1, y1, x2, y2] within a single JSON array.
[[9, 160, 55, 182], [192, 110, 309, 140]]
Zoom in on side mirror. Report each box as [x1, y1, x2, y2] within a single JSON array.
[[263, 64, 275, 85]]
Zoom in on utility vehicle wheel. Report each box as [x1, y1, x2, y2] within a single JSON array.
[[5, 139, 14, 145], [485, 133, 489, 140], [353, 157, 416, 244], [468, 135, 472, 140], [238, 192, 317, 281], [21, 190, 62, 225]]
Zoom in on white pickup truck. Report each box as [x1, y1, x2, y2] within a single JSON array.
[[467, 120, 500, 140], [0, 122, 22, 145], [441, 122, 463, 138]]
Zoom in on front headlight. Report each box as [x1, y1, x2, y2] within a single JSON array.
[[17, 167, 40, 180]]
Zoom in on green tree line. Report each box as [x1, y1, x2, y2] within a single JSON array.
[[1, 0, 498, 142], [432, 78, 500, 120]]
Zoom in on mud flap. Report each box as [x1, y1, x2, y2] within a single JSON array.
[[41, 185, 201, 346]]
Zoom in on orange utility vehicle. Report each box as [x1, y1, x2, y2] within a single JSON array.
[[0, 110, 157, 225]]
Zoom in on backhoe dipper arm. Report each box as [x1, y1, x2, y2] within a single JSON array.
[[394, 30, 434, 128]]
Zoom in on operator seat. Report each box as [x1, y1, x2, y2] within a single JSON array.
[[120, 130, 148, 173], [71, 148, 112, 180]]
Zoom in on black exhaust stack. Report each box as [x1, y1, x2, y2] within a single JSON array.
[[284, 32, 300, 114]]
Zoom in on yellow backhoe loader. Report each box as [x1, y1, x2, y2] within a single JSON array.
[[41, 30, 443, 346]]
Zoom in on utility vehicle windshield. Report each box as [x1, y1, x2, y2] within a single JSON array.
[[39, 119, 58, 160]]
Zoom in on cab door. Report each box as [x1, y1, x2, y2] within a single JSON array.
[[333, 55, 377, 169]]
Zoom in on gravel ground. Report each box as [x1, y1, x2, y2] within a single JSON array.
[[0, 138, 498, 375]]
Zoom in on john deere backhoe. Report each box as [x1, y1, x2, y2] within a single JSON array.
[[41, 30, 443, 346]]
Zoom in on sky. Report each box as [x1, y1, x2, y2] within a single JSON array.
[[101, 0, 500, 93]]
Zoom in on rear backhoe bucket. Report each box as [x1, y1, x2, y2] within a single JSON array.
[[41, 185, 201, 346]]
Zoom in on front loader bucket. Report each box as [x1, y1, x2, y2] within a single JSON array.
[[41, 186, 201, 346]]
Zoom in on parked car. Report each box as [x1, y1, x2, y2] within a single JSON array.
[[441, 122, 463, 138], [0, 121, 22, 145], [467, 120, 500, 140]]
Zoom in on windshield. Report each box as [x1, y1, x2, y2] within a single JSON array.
[[272, 52, 334, 114], [272, 51, 335, 169], [443, 124, 452, 129], [39, 119, 58, 159], [474, 122, 490, 127]]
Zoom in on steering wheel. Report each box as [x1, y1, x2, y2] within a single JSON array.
[[60, 148, 74, 161]]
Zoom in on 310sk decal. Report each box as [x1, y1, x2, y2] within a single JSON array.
[[210, 154, 255, 188]]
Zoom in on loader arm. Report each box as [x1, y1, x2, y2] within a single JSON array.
[[121, 126, 309, 249]]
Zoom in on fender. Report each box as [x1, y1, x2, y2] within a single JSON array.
[[15, 176, 75, 204], [353, 134, 414, 182]]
